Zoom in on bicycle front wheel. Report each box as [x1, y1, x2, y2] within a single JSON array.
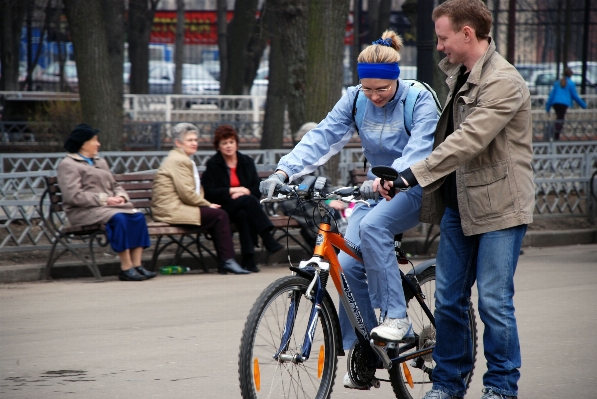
[[389, 265, 478, 399], [238, 275, 339, 399]]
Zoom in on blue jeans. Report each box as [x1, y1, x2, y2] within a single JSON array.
[[337, 186, 422, 350], [432, 207, 527, 397]]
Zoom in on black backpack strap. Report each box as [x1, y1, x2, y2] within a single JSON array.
[[352, 89, 360, 135], [351, 90, 367, 171]]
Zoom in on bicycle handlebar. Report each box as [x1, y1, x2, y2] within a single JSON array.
[[260, 183, 369, 207]]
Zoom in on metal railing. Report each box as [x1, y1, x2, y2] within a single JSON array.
[[2, 91, 596, 146], [0, 143, 595, 252]]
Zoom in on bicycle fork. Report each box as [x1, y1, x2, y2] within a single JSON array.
[[274, 268, 325, 364]]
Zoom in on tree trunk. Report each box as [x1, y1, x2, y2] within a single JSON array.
[[0, 0, 27, 91], [173, 0, 185, 95], [64, 0, 122, 150], [368, 0, 391, 42], [128, 0, 159, 94], [305, 0, 348, 123], [216, 0, 228, 91], [224, 0, 258, 94], [304, 0, 350, 184], [243, 0, 272, 93], [261, 0, 289, 149], [277, 0, 308, 136], [506, 0, 516, 64], [102, 0, 125, 109]]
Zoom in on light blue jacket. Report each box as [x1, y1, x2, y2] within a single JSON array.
[[545, 77, 587, 112], [277, 78, 438, 182]]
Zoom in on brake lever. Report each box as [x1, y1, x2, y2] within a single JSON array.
[[339, 195, 370, 207], [260, 184, 297, 203]]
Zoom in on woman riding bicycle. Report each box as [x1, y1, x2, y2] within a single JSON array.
[[260, 30, 438, 388]]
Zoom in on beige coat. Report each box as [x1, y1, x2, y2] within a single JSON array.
[[151, 148, 211, 225], [410, 39, 535, 235], [57, 154, 137, 226]]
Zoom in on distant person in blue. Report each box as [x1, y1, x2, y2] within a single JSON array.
[[259, 30, 438, 389], [545, 67, 587, 140]]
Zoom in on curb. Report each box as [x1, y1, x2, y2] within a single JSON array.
[[0, 229, 595, 284]]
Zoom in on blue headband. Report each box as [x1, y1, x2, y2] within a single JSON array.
[[357, 63, 401, 80]]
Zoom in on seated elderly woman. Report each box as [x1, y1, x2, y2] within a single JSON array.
[[151, 123, 249, 274], [57, 124, 156, 281], [201, 124, 283, 272]]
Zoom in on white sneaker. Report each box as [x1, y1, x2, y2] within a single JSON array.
[[370, 317, 413, 342], [343, 372, 357, 389]]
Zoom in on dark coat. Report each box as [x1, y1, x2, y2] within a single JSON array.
[[201, 151, 261, 205]]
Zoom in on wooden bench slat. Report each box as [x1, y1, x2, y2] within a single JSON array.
[[120, 182, 154, 191], [126, 192, 152, 199], [114, 173, 156, 182]]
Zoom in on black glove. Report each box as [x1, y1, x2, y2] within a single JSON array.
[[393, 168, 419, 190]]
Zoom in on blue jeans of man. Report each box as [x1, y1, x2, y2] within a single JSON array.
[[337, 186, 422, 350], [432, 206, 527, 397]]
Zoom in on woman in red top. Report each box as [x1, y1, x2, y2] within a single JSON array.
[[202, 125, 282, 272]]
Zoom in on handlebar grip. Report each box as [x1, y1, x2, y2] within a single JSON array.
[[380, 179, 395, 198], [278, 184, 292, 195]]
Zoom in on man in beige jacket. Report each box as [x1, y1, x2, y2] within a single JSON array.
[[378, 1, 532, 398]]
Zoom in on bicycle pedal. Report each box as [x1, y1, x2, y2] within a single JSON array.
[[372, 340, 397, 349]]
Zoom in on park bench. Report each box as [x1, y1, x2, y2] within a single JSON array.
[[40, 173, 212, 281], [40, 171, 311, 281]]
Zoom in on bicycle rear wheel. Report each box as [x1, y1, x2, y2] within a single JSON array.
[[238, 275, 339, 399], [389, 265, 478, 399]]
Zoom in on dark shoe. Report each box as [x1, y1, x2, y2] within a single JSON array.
[[221, 258, 250, 274], [261, 232, 283, 254], [242, 254, 260, 273], [119, 268, 147, 281], [135, 265, 157, 279]]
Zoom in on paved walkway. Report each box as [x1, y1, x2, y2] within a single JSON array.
[[1, 244, 596, 398]]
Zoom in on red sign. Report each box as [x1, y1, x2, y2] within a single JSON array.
[[151, 11, 353, 45], [151, 11, 233, 45]]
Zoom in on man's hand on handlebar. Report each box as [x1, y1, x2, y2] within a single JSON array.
[[376, 178, 394, 201], [377, 175, 412, 200]]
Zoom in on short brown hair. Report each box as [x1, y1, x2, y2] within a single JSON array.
[[432, 0, 492, 40], [213, 124, 239, 149]]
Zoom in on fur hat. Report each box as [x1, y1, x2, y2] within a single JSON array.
[[64, 124, 99, 153]]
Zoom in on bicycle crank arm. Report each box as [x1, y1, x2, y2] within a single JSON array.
[[390, 346, 434, 366], [369, 339, 394, 370]]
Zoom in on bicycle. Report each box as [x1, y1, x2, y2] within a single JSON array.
[[238, 168, 478, 399]]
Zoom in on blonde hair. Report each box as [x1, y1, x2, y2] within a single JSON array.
[[357, 30, 403, 64]]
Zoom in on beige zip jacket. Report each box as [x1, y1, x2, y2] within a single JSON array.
[[151, 148, 212, 225], [410, 39, 534, 235]]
